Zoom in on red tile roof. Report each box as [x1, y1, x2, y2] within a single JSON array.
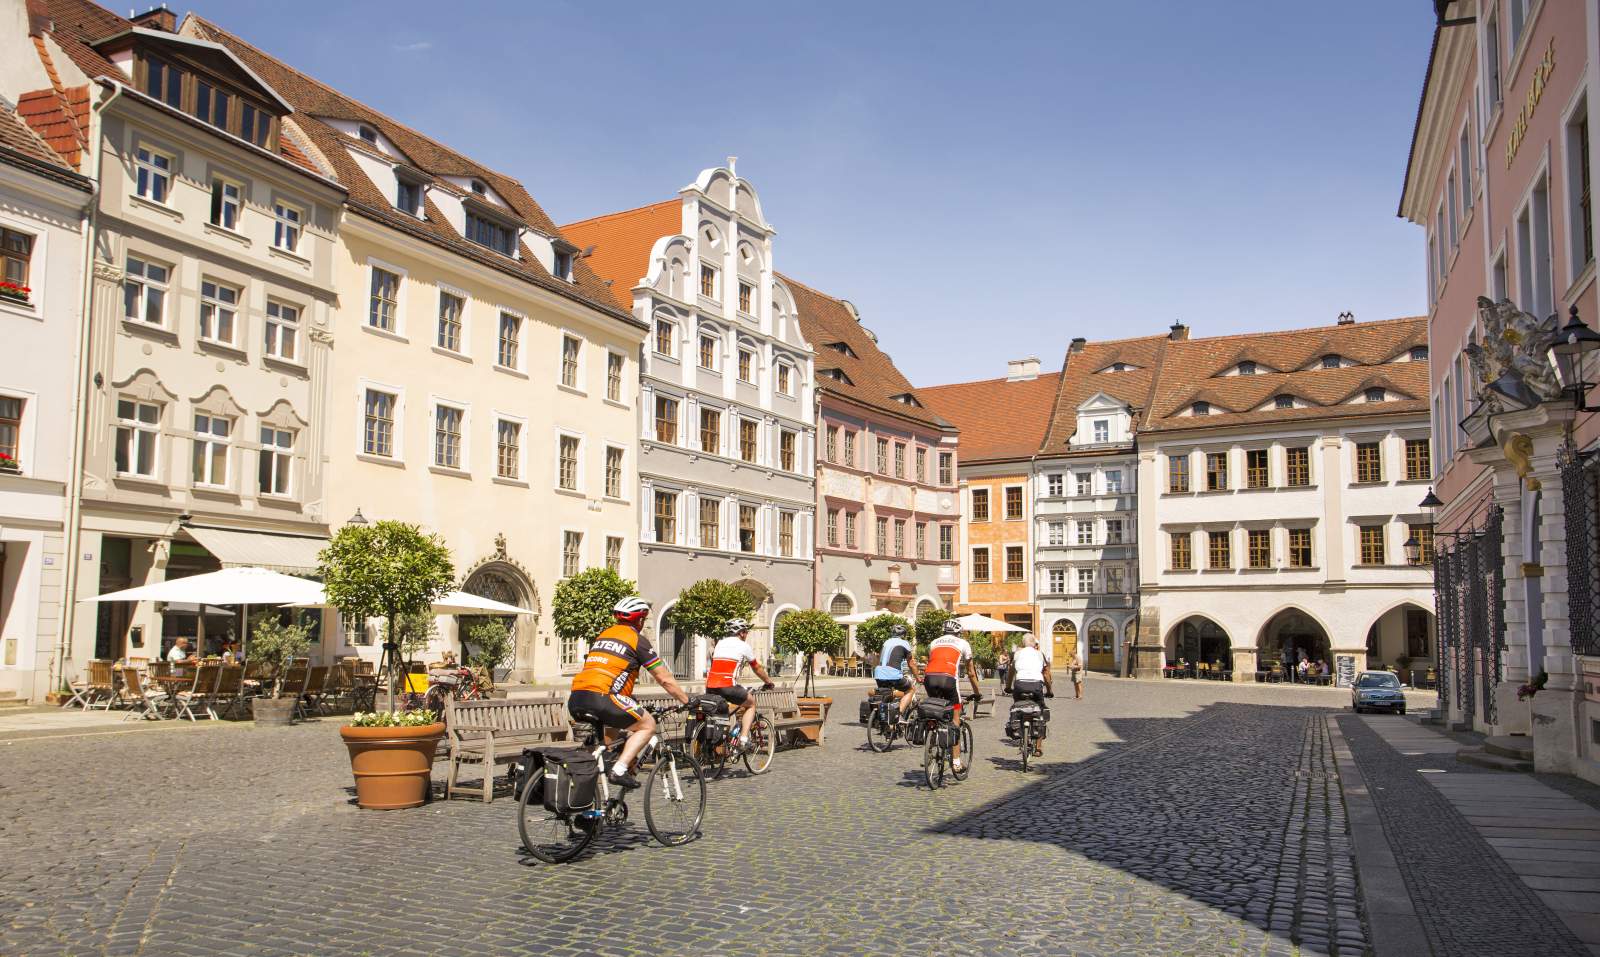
[[560, 200, 683, 311], [15, 84, 89, 169], [1038, 334, 1174, 456], [919, 371, 1061, 463]]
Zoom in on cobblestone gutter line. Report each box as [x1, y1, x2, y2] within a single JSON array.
[[1334, 715, 1589, 957]]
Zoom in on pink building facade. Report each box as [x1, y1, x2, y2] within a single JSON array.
[[1402, 0, 1600, 780]]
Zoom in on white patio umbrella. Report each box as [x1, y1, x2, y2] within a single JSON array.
[[289, 588, 533, 615], [950, 612, 1028, 633], [80, 566, 326, 659], [831, 610, 910, 624]]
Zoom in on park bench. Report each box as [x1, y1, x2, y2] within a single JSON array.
[[753, 686, 828, 746], [444, 694, 570, 803]]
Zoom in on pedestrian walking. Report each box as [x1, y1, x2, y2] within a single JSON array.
[[1067, 650, 1085, 699], [997, 650, 1011, 693]]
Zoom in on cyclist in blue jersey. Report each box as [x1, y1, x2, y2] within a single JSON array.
[[873, 622, 920, 723]]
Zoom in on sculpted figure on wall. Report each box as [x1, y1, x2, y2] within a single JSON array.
[[1463, 296, 1563, 411]]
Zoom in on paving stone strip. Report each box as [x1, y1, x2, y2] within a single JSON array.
[[1336, 715, 1589, 957]]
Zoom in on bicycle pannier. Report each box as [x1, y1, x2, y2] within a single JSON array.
[[918, 699, 954, 723], [510, 748, 544, 803], [907, 718, 926, 745], [538, 747, 599, 814]]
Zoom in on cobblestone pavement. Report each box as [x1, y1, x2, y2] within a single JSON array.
[[1337, 716, 1590, 957], [3, 678, 1367, 957]]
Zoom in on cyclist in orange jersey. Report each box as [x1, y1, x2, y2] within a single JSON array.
[[705, 618, 775, 751], [924, 619, 983, 773], [569, 596, 690, 789]]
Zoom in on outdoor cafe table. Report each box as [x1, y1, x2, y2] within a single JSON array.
[[350, 674, 379, 712]]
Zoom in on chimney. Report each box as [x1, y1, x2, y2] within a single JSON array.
[[131, 4, 175, 32], [1068, 338, 1087, 354], [1169, 321, 1189, 341], [1337, 311, 1356, 325], [1007, 356, 1041, 382]]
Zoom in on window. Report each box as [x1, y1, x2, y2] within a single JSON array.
[[198, 280, 239, 345], [1247, 529, 1271, 568], [434, 405, 463, 469], [114, 400, 159, 477], [1206, 452, 1228, 491], [1447, 170, 1459, 249], [1405, 439, 1432, 481], [437, 291, 463, 352], [1005, 546, 1024, 581], [1192, 401, 1210, 416], [1105, 470, 1123, 494], [893, 442, 906, 479], [1459, 127, 1473, 216], [1047, 473, 1063, 497], [258, 426, 292, 496], [470, 180, 487, 196], [0, 227, 31, 296], [1005, 485, 1023, 519], [1485, 10, 1502, 105], [653, 490, 677, 543], [1517, 177, 1553, 319], [845, 511, 858, 549], [1106, 519, 1124, 544], [654, 396, 678, 444], [1168, 455, 1190, 492], [1105, 567, 1126, 593], [191, 414, 230, 487], [1364, 388, 1386, 403], [606, 352, 623, 402], [1275, 394, 1295, 410], [739, 419, 759, 464], [1208, 531, 1231, 569], [738, 282, 753, 313], [915, 522, 927, 558], [1170, 533, 1191, 570], [606, 536, 623, 572], [239, 102, 269, 147], [826, 508, 840, 547], [210, 178, 242, 230], [1571, 105, 1593, 269], [1288, 528, 1312, 568], [780, 512, 796, 557], [1076, 521, 1093, 546], [699, 497, 721, 547], [876, 517, 889, 554], [971, 488, 990, 521], [604, 446, 623, 498], [143, 57, 183, 107], [1075, 472, 1092, 496], [915, 448, 927, 482], [1077, 568, 1095, 593], [894, 520, 906, 557], [1410, 523, 1436, 565], [780, 430, 796, 471], [363, 389, 395, 457], [465, 212, 516, 256], [739, 504, 758, 553], [1048, 568, 1066, 593], [123, 257, 168, 325], [876, 437, 889, 474], [1321, 355, 1340, 369], [938, 524, 953, 560], [357, 124, 377, 144], [972, 548, 991, 582], [699, 408, 721, 454], [1508, 0, 1528, 50], [1359, 525, 1386, 565], [1238, 360, 1256, 376], [825, 426, 838, 463], [561, 335, 581, 388], [134, 145, 172, 203], [496, 420, 520, 479], [938, 452, 953, 485], [497, 312, 521, 369], [699, 263, 717, 298], [1356, 442, 1382, 483], [738, 348, 754, 382], [562, 531, 582, 578], [1047, 522, 1065, 546], [1093, 419, 1109, 442], [0, 397, 20, 465], [557, 434, 579, 490], [845, 431, 858, 468], [1286, 447, 1310, 487], [396, 179, 423, 217], [369, 266, 399, 331], [264, 301, 298, 361], [553, 250, 573, 281], [699, 333, 717, 371], [777, 364, 792, 396], [654, 319, 676, 357], [1246, 449, 1269, 489]]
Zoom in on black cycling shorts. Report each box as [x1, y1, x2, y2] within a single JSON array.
[[875, 675, 913, 694], [708, 684, 749, 706], [924, 673, 959, 706], [568, 689, 645, 731], [1011, 679, 1047, 704]]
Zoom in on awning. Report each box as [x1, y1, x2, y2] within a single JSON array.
[[181, 526, 327, 575]]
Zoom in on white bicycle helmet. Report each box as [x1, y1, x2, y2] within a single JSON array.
[[941, 619, 964, 636], [612, 596, 651, 617], [724, 618, 750, 635]]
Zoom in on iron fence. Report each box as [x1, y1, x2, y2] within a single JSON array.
[[1432, 505, 1504, 725], [1563, 444, 1600, 658]]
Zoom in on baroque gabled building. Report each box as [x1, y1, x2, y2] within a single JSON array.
[[562, 165, 816, 675]]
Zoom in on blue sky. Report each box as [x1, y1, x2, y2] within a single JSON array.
[[198, 0, 1437, 385]]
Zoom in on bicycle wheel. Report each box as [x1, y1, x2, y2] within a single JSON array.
[[742, 712, 775, 774], [1019, 722, 1031, 773], [952, 721, 974, 781], [865, 707, 891, 753], [517, 770, 596, 864], [923, 729, 946, 789], [644, 748, 706, 847]]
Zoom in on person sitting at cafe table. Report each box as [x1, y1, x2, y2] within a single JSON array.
[[166, 637, 196, 663], [219, 639, 242, 663]]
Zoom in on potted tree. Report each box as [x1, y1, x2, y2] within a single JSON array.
[[774, 609, 845, 739], [321, 520, 454, 810], [669, 578, 757, 681], [249, 616, 310, 725], [464, 618, 514, 695], [552, 566, 639, 671]]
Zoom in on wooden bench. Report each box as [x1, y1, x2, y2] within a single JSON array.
[[753, 686, 827, 746], [444, 694, 570, 803]]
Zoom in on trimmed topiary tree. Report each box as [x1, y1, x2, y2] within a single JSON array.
[[669, 579, 757, 657], [552, 567, 639, 661], [774, 609, 846, 697], [854, 612, 906, 656], [914, 606, 954, 655]]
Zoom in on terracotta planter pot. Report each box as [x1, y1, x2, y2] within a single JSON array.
[[796, 696, 833, 743], [340, 722, 445, 810], [251, 697, 296, 726]]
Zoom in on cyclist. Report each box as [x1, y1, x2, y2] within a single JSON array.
[[872, 621, 919, 722], [568, 596, 690, 790], [705, 617, 775, 751], [924, 619, 982, 772], [1009, 633, 1052, 758]]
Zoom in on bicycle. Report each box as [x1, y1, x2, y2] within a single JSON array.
[[865, 687, 916, 753], [515, 703, 706, 863], [1006, 696, 1049, 772], [916, 693, 979, 789], [685, 693, 775, 778]]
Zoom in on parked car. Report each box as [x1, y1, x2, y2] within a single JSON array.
[[1351, 671, 1406, 715]]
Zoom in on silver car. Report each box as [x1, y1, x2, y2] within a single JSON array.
[[1351, 671, 1406, 715]]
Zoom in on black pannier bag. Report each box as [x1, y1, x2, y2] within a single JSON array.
[[907, 717, 926, 745], [1007, 701, 1044, 740], [510, 748, 543, 803], [696, 694, 731, 716], [918, 699, 954, 723], [533, 747, 600, 815]]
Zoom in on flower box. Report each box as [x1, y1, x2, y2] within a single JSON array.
[[0, 282, 30, 304]]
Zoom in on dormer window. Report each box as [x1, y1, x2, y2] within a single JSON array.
[[827, 341, 858, 359], [1321, 355, 1341, 369], [1409, 346, 1429, 361], [397, 178, 424, 218], [471, 179, 487, 196], [1192, 401, 1210, 416], [358, 124, 377, 144], [194, 80, 230, 129], [1093, 419, 1110, 442], [1237, 361, 1256, 376], [822, 368, 855, 386], [466, 211, 516, 257], [1274, 394, 1295, 410], [144, 56, 184, 108], [892, 392, 922, 407], [553, 250, 574, 281], [238, 101, 270, 147], [1111, 363, 1128, 372], [1364, 388, 1386, 403]]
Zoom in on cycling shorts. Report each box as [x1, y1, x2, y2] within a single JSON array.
[[924, 673, 960, 709], [876, 675, 914, 694], [708, 684, 750, 706], [1011, 679, 1047, 704], [568, 689, 645, 731]]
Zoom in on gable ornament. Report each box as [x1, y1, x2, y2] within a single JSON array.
[[1463, 296, 1563, 412]]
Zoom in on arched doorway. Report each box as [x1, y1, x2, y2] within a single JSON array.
[[1168, 616, 1230, 669], [1051, 619, 1078, 667], [1086, 619, 1116, 672], [1365, 602, 1437, 680], [732, 578, 774, 658], [830, 593, 855, 656], [461, 562, 537, 675], [1259, 608, 1330, 677]]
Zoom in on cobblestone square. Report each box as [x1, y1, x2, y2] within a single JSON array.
[[2, 678, 1378, 957]]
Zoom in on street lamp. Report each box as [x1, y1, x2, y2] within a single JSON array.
[[1548, 304, 1600, 411], [1403, 532, 1423, 567], [347, 507, 369, 526]]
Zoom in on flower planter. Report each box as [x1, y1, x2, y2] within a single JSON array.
[[795, 696, 832, 743], [340, 721, 445, 810], [251, 697, 296, 726]]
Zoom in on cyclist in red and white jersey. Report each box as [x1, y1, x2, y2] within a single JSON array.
[[924, 619, 983, 772], [705, 618, 774, 751]]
